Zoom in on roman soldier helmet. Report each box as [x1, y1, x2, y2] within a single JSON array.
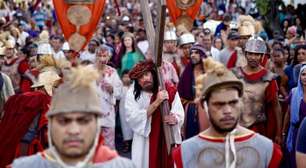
[[164, 30, 177, 41], [178, 33, 195, 46], [196, 57, 244, 100], [46, 65, 102, 168], [238, 15, 256, 37], [245, 36, 267, 54]]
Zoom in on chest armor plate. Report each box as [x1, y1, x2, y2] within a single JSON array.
[[240, 80, 269, 127]]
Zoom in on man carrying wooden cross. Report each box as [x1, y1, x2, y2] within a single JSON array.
[[125, 60, 184, 168]]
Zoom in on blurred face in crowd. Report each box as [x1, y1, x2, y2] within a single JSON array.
[[122, 73, 131, 86], [164, 40, 177, 54], [114, 35, 121, 45], [50, 38, 63, 52], [29, 56, 38, 69], [239, 35, 250, 49], [123, 36, 133, 49], [106, 36, 114, 45], [214, 38, 223, 50], [228, 39, 239, 49], [202, 35, 212, 50], [63, 50, 73, 61], [271, 50, 285, 66], [300, 68, 306, 86], [29, 47, 38, 57], [297, 48, 306, 63], [245, 51, 263, 69], [88, 41, 98, 54], [96, 47, 110, 65], [5, 48, 15, 58], [283, 20, 289, 28], [190, 49, 201, 65], [206, 88, 240, 134], [196, 32, 204, 45], [50, 112, 97, 163], [138, 71, 153, 92], [284, 49, 289, 63], [181, 43, 193, 57]]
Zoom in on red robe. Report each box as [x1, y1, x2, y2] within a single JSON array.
[[239, 68, 279, 140], [18, 58, 39, 93], [227, 50, 238, 69], [0, 91, 51, 168], [149, 84, 177, 168]]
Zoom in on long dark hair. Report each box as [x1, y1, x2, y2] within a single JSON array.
[[133, 69, 159, 101], [117, 35, 137, 69], [292, 44, 306, 66]]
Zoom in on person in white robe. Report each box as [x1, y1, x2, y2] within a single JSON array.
[[125, 60, 184, 168], [96, 45, 122, 149]]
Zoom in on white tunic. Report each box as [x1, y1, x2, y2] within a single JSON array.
[[98, 65, 122, 128], [125, 85, 185, 168], [119, 85, 133, 140]]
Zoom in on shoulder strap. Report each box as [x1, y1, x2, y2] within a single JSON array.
[[231, 67, 243, 79]]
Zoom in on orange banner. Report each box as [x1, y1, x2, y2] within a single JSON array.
[[166, 0, 202, 31], [53, 0, 105, 51]]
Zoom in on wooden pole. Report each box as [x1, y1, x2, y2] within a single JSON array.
[[140, 0, 176, 154], [154, 0, 176, 154]]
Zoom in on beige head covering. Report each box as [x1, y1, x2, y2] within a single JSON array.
[[47, 65, 102, 168], [238, 15, 256, 37], [196, 58, 243, 100], [47, 65, 102, 117], [31, 71, 61, 96]]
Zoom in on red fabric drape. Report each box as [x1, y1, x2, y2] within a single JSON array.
[[52, 0, 106, 51], [149, 83, 177, 168], [227, 50, 238, 69], [0, 91, 50, 168]]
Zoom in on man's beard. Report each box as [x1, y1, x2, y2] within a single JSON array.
[[209, 116, 238, 134], [191, 58, 201, 65], [142, 82, 153, 92]]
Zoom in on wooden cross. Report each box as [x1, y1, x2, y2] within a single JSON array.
[[140, 0, 176, 154]]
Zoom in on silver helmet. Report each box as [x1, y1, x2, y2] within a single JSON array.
[[245, 36, 267, 54], [164, 31, 177, 41], [178, 33, 195, 46]]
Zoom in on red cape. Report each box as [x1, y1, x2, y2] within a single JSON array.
[[0, 91, 50, 168], [149, 83, 177, 168]]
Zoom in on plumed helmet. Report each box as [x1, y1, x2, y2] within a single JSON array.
[[198, 57, 244, 100], [31, 71, 61, 96], [245, 36, 267, 54], [47, 65, 102, 117]]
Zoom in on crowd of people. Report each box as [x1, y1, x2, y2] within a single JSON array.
[[0, 0, 305, 168]]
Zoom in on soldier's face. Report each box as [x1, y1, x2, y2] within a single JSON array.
[[206, 88, 240, 133], [245, 52, 262, 69], [50, 112, 97, 160]]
